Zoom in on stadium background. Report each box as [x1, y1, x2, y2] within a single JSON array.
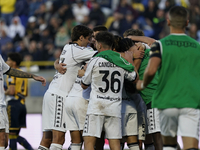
[[0, 0, 200, 149]]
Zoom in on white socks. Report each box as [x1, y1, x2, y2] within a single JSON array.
[[38, 145, 49, 150], [70, 143, 82, 150], [49, 143, 63, 150]]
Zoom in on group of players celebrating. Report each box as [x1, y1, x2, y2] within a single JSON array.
[[0, 5, 199, 150], [38, 5, 200, 150]]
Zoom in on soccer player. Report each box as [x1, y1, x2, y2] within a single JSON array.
[[0, 54, 46, 150], [124, 29, 163, 150], [136, 6, 200, 150], [81, 31, 138, 150], [38, 25, 97, 150], [5, 53, 33, 150]]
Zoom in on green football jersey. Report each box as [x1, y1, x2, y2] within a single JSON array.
[[152, 34, 200, 109], [137, 49, 158, 104]]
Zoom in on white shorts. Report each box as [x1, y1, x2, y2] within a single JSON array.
[[146, 108, 160, 134], [42, 91, 66, 132], [159, 108, 200, 140], [83, 114, 122, 139], [122, 113, 138, 136], [0, 105, 9, 133], [65, 96, 88, 131]]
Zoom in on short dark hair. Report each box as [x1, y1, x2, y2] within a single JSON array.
[[113, 35, 123, 52], [93, 25, 108, 32], [123, 29, 144, 37], [169, 6, 188, 29], [95, 31, 114, 48], [71, 25, 93, 42], [8, 52, 22, 66], [118, 38, 135, 52]]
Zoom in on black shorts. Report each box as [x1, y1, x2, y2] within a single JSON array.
[[7, 100, 27, 130]]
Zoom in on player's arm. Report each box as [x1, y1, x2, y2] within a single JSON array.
[[123, 51, 139, 83], [127, 35, 156, 47], [81, 59, 95, 89], [5, 68, 46, 86], [133, 42, 145, 71], [54, 59, 67, 74], [136, 42, 161, 91]]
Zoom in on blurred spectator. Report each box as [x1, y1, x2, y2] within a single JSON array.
[[143, 0, 158, 27], [15, 40, 29, 60], [89, 1, 105, 26], [115, 0, 138, 19], [62, 16, 78, 37], [9, 16, 25, 43], [14, 0, 29, 27], [48, 17, 61, 40], [72, 0, 90, 24], [120, 10, 136, 36], [0, 0, 16, 26], [28, 0, 42, 17], [109, 12, 123, 35], [189, 4, 200, 27], [56, 3, 74, 25], [0, 29, 12, 50], [188, 23, 199, 40], [26, 16, 40, 41], [28, 40, 40, 61], [0, 19, 9, 37], [34, 3, 46, 19], [40, 27, 53, 46], [38, 16, 47, 32], [152, 9, 165, 39], [1, 42, 15, 60], [164, 0, 175, 12], [55, 27, 70, 48]]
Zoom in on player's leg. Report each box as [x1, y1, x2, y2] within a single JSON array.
[[70, 130, 83, 150], [17, 102, 33, 150], [105, 116, 122, 150], [49, 130, 65, 150], [38, 131, 52, 150], [7, 100, 19, 150], [0, 105, 9, 150], [146, 105, 162, 150], [84, 136, 97, 150], [122, 113, 139, 150], [159, 109, 179, 150], [83, 115, 104, 150], [108, 139, 121, 150], [38, 92, 59, 150], [178, 108, 200, 150], [144, 134, 155, 150], [95, 131, 105, 150], [126, 136, 139, 150]]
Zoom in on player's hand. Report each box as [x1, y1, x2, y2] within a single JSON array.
[[147, 38, 156, 47], [135, 42, 145, 51], [138, 140, 143, 150], [136, 80, 145, 91], [78, 69, 85, 77], [33, 76, 46, 86], [133, 50, 144, 59], [57, 63, 67, 74]]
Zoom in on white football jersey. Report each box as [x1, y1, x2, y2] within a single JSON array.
[[81, 57, 137, 118], [0, 55, 10, 106], [47, 43, 96, 97], [67, 76, 83, 98]]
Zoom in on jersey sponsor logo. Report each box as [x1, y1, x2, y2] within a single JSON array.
[[61, 50, 66, 55], [122, 97, 131, 101], [165, 40, 197, 48], [97, 95, 120, 101], [98, 62, 116, 67]]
